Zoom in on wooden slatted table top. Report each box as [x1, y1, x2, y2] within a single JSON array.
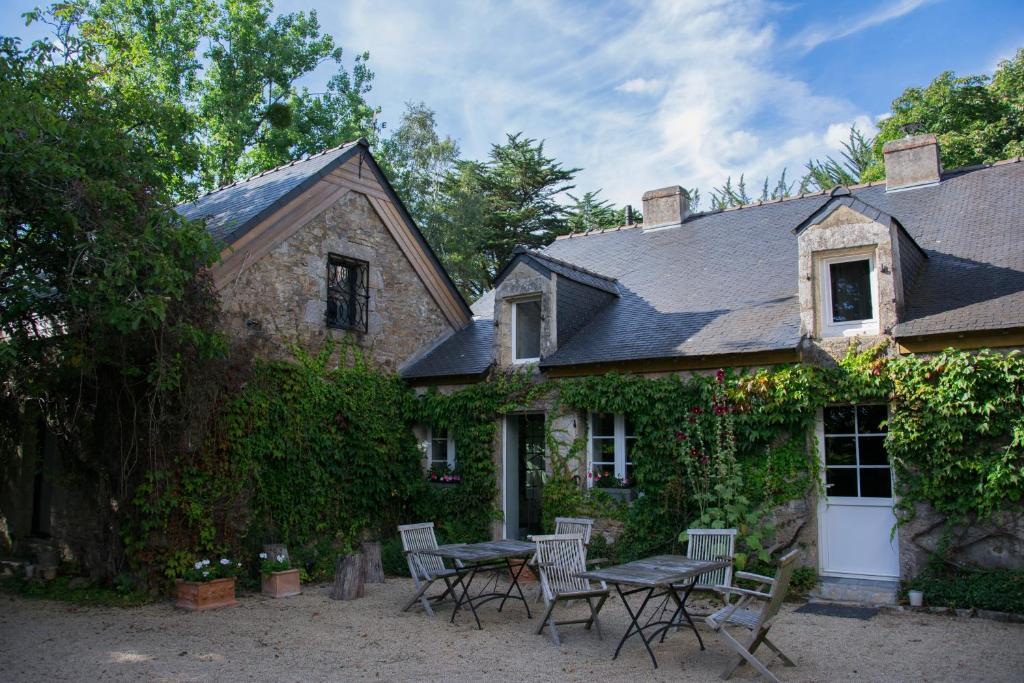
[[578, 554, 731, 587], [421, 539, 536, 563]]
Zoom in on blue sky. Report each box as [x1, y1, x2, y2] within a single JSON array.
[[2, 0, 1022, 206]]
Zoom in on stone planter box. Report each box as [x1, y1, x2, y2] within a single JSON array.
[[262, 568, 301, 598], [175, 577, 238, 611], [601, 487, 637, 504]]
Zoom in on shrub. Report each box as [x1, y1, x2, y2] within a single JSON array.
[[904, 569, 1024, 613]]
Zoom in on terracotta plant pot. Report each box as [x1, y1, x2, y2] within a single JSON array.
[[175, 577, 238, 611], [262, 568, 301, 598]]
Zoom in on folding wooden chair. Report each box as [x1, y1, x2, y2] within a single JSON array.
[[705, 548, 801, 683], [656, 527, 736, 624], [533, 533, 610, 645], [530, 517, 602, 602], [397, 522, 464, 617]]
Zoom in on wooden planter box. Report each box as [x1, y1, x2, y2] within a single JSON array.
[[262, 568, 301, 598], [175, 577, 238, 611]]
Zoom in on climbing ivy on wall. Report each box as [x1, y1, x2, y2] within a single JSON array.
[[129, 340, 1024, 586]]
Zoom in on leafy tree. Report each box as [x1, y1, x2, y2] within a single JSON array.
[[439, 133, 578, 296], [865, 48, 1024, 179], [29, 0, 379, 195], [565, 189, 620, 232], [800, 126, 875, 192], [0, 34, 223, 578]]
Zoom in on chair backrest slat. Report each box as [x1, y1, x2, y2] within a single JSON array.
[[534, 533, 591, 599], [398, 522, 445, 579], [685, 527, 737, 590], [553, 517, 594, 546]]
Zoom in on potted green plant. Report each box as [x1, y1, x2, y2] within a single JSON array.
[[175, 557, 241, 611], [590, 471, 637, 503], [260, 551, 301, 598]]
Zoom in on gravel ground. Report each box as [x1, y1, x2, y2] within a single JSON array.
[[1, 577, 1022, 682]]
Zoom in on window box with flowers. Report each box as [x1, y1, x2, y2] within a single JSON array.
[[589, 471, 637, 503], [427, 463, 462, 486], [175, 557, 241, 611], [260, 551, 301, 598]]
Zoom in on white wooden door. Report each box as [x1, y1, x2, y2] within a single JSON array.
[[817, 405, 900, 579]]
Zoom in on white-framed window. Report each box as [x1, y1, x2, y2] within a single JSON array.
[[588, 412, 636, 484], [822, 404, 892, 499], [428, 427, 456, 469], [512, 297, 542, 363], [817, 252, 879, 337]]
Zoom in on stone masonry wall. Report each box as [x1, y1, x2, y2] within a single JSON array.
[[218, 191, 453, 371]]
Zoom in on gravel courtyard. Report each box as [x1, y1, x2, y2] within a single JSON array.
[[2, 578, 1022, 682]]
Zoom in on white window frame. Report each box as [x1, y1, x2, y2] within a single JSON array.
[[511, 296, 542, 364], [586, 413, 636, 485], [820, 404, 893, 502], [427, 427, 456, 469], [817, 252, 879, 337]]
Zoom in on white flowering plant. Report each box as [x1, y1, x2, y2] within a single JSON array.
[[259, 552, 292, 577], [180, 556, 242, 582]]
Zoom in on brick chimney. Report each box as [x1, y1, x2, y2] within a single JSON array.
[[642, 186, 691, 228], [883, 133, 942, 191]]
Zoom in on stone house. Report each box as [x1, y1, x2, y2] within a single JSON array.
[[401, 134, 1024, 603], [1, 140, 473, 569]]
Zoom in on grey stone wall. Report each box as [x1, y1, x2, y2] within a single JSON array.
[[218, 191, 453, 371], [490, 260, 556, 369]]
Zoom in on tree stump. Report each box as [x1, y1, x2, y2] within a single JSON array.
[[330, 553, 365, 600], [263, 544, 290, 564], [361, 541, 385, 583]]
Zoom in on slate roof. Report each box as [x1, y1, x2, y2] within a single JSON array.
[[496, 247, 620, 295], [177, 141, 362, 245], [398, 319, 495, 379], [401, 159, 1024, 378]]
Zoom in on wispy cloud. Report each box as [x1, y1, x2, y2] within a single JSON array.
[[616, 78, 665, 95], [789, 0, 934, 53], [287, 0, 897, 205]]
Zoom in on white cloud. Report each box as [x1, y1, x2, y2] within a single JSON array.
[[282, 0, 919, 206], [616, 78, 665, 95], [790, 0, 933, 53]]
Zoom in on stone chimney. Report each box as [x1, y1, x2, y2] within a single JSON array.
[[883, 133, 942, 191], [642, 186, 691, 228]]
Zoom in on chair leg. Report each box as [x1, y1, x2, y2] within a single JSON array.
[[536, 597, 559, 638], [716, 627, 780, 683], [584, 596, 606, 639], [762, 636, 796, 667], [403, 579, 435, 615]]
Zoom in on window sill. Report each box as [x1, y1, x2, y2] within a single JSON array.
[[820, 321, 880, 338], [591, 487, 638, 503]]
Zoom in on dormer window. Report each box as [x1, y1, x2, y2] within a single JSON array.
[[513, 297, 541, 362], [817, 252, 879, 337]]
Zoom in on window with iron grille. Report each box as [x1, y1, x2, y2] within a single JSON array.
[[326, 254, 369, 332]]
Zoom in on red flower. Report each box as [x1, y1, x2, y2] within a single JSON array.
[[691, 406, 703, 414], [714, 405, 728, 416], [716, 369, 725, 384], [700, 455, 710, 466], [690, 447, 699, 457], [675, 431, 687, 441]]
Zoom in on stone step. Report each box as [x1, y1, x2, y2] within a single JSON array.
[[811, 576, 900, 606]]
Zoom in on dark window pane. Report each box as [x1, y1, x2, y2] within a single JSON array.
[[857, 405, 887, 433], [592, 413, 615, 437], [825, 437, 856, 466], [858, 436, 888, 466], [824, 406, 855, 434], [625, 463, 635, 485], [830, 259, 873, 322], [826, 468, 857, 497], [326, 255, 369, 332], [515, 300, 541, 359], [860, 468, 893, 498], [624, 414, 636, 436], [591, 438, 615, 462]]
